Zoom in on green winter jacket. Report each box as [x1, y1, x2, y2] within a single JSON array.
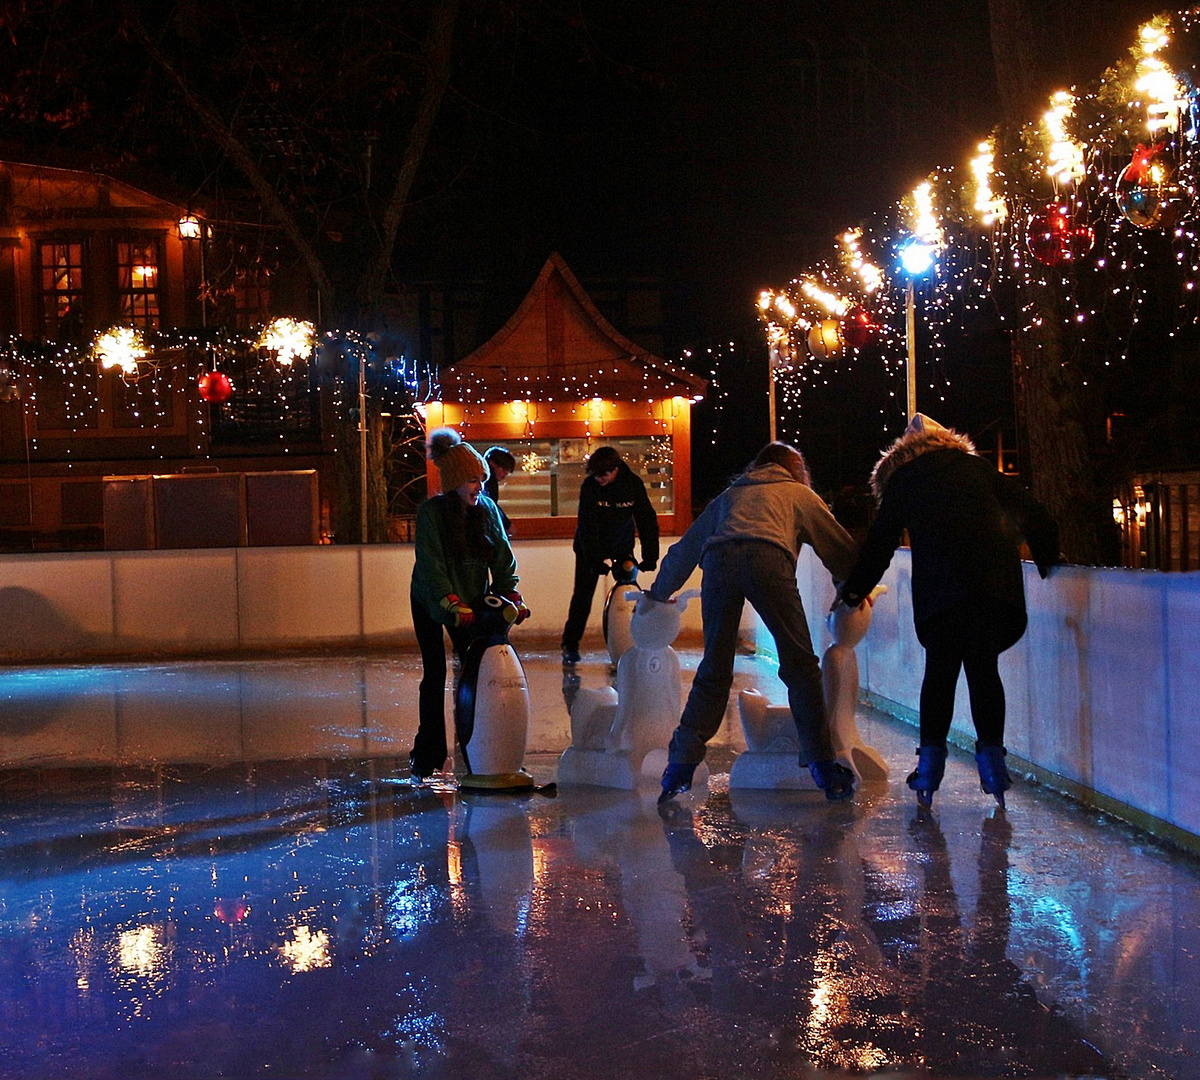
[[410, 493, 519, 624]]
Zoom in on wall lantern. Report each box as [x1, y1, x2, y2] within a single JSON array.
[[177, 213, 202, 240]]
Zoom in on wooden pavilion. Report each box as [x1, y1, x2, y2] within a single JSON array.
[[422, 253, 707, 538]]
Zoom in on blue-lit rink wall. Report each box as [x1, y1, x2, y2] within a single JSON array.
[[789, 546, 1200, 845]]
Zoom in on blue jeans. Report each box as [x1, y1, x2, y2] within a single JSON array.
[[667, 539, 833, 766]]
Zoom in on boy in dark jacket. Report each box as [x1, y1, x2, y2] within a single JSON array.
[[839, 414, 1061, 807], [560, 446, 659, 663]]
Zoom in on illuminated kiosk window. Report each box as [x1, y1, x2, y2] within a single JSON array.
[[472, 436, 673, 518]]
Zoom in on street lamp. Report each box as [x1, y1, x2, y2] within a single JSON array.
[[898, 237, 937, 422], [178, 211, 208, 328]]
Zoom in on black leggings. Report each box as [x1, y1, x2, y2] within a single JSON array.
[[916, 599, 1026, 749], [411, 593, 471, 773]]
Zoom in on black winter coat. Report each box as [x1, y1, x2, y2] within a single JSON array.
[[841, 432, 1059, 630], [572, 461, 659, 568]]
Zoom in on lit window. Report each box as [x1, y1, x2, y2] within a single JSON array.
[[470, 436, 674, 518], [116, 240, 161, 329], [39, 241, 85, 343]]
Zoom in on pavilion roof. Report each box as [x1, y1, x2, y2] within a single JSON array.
[[437, 253, 706, 403]]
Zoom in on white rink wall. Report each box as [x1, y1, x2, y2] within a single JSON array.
[[0, 540, 706, 659], [783, 545, 1200, 845], [4, 539, 1196, 843]]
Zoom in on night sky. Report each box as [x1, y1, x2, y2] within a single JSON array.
[[0, 0, 1170, 493], [391, 0, 1164, 492]]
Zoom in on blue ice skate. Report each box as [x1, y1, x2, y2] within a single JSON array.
[[906, 745, 948, 808]]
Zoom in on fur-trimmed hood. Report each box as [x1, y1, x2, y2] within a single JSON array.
[[870, 426, 976, 499]]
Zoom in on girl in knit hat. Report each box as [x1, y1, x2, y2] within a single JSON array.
[[409, 427, 529, 781]]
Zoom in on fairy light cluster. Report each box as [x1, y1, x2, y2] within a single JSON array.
[[970, 139, 1007, 225], [1043, 92, 1088, 189], [94, 327, 148, 376], [757, 9, 1200, 438], [0, 323, 438, 465], [256, 317, 316, 366], [1136, 19, 1190, 134]]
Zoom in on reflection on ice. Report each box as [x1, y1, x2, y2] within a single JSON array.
[[0, 650, 1196, 1078]]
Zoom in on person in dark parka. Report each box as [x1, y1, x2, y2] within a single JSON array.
[[839, 414, 1061, 807], [560, 446, 659, 663], [483, 445, 516, 535]]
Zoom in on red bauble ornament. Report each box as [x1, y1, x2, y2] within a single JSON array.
[[1027, 203, 1095, 266], [841, 305, 875, 349], [197, 370, 233, 403]]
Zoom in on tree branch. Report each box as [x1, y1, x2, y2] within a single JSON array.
[[123, 9, 337, 311], [357, 0, 460, 318]]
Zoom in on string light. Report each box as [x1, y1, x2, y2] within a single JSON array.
[[1042, 91, 1087, 189], [970, 139, 1007, 225], [756, 7, 1200, 439]]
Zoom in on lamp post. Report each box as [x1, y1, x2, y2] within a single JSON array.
[[898, 237, 937, 422], [177, 212, 207, 328]]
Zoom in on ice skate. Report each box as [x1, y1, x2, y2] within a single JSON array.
[[975, 743, 1011, 808], [906, 745, 948, 808], [658, 762, 697, 804], [808, 759, 855, 801]]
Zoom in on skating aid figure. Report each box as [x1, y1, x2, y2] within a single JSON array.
[[731, 584, 889, 790], [602, 555, 640, 666], [454, 595, 536, 791], [558, 588, 701, 791]]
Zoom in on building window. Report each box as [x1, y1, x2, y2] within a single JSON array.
[[470, 436, 674, 518], [39, 241, 86, 344], [116, 239, 161, 329], [232, 267, 272, 329]]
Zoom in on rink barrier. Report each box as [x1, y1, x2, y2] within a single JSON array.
[[778, 546, 1200, 850], [2, 540, 1194, 847], [0, 540, 708, 660]]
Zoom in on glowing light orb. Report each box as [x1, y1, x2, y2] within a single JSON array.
[[898, 238, 937, 276], [94, 327, 148, 375], [258, 318, 316, 366]]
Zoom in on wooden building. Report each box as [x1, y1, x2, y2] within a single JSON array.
[[423, 253, 707, 537], [0, 165, 703, 548], [0, 161, 327, 549]]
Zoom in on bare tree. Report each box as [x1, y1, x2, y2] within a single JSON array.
[[988, 0, 1120, 564]]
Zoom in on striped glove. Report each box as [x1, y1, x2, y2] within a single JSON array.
[[439, 594, 475, 628]]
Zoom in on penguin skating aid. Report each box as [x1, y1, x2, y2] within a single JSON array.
[[455, 595, 536, 792]]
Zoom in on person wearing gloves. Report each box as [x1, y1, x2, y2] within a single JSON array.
[[409, 428, 529, 781], [650, 441, 859, 803], [560, 445, 660, 664], [838, 413, 1061, 808]]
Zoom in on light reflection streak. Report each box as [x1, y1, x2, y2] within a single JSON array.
[[279, 925, 331, 972], [116, 923, 168, 978]]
